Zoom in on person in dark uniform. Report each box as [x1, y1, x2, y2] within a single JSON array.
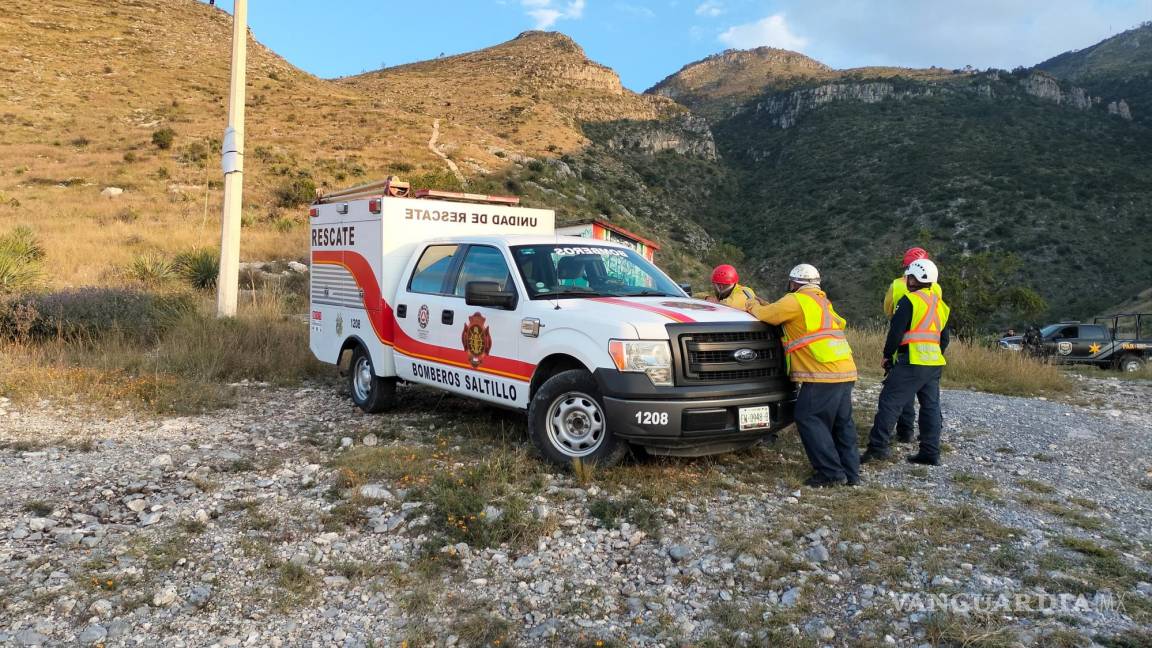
[[862, 259, 952, 466]]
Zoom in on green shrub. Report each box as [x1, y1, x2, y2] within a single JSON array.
[[174, 248, 220, 290], [151, 127, 175, 150], [1, 288, 193, 342], [273, 171, 317, 208], [126, 253, 176, 286], [0, 226, 45, 294]]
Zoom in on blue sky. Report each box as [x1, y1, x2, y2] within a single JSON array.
[[211, 0, 1151, 91]]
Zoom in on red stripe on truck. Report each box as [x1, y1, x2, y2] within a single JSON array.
[[311, 251, 535, 382], [312, 251, 395, 345], [588, 297, 697, 323]]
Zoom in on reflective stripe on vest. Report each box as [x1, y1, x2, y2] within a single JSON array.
[[784, 292, 852, 363], [791, 369, 859, 381], [900, 290, 949, 366]]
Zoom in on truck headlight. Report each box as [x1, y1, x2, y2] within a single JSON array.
[[608, 340, 673, 387]]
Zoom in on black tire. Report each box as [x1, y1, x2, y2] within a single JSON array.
[[528, 369, 627, 467], [1118, 355, 1145, 373], [348, 346, 396, 413]]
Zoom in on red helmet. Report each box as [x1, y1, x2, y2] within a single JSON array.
[[711, 264, 738, 285], [902, 247, 929, 267]]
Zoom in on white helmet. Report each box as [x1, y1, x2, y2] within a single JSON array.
[[905, 258, 939, 284], [789, 263, 821, 285]]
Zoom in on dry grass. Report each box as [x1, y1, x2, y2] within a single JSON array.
[[847, 328, 1072, 396], [0, 290, 326, 413]]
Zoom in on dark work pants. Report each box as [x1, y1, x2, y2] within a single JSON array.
[[897, 398, 916, 439], [794, 381, 859, 482], [868, 365, 944, 459]]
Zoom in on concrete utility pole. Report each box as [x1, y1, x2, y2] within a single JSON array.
[[216, 0, 247, 317]]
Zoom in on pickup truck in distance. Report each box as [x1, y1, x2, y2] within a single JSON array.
[[309, 181, 796, 466], [1027, 314, 1151, 372]]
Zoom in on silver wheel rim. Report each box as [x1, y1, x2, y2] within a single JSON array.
[[1124, 361, 1139, 373], [353, 356, 374, 402], [545, 391, 606, 458]]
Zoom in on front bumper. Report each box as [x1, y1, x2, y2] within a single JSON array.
[[601, 391, 795, 457]]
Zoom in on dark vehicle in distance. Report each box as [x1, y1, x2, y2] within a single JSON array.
[[1025, 314, 1152, 372]]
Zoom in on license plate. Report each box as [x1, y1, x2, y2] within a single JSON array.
[[739, 406, 772, 431]]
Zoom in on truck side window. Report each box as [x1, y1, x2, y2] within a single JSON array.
[[1080, 326, 1107, 340], [1055, 326, 1078, 339], [454, 246, 512, 296], [409, 245, 459, 295]]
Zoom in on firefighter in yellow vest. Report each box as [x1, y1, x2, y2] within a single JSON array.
[[746, 264, 860, 487], [706, 264, 757, 309], [882, 247, 944, 443], [862, 259, 952, 466]]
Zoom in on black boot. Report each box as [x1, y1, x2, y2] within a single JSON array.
[[803, 474, 847, 488], [860, 449, 890, 464], [906, 453, 940, 466], [895, 430, 915, 443]]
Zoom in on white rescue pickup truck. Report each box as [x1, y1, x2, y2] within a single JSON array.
[[309, 179, 795, 465]]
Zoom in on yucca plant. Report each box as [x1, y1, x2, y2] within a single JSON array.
[[174, 248, 220, 291], [0, 226, 46, 294], [126, 253, 176, 286]]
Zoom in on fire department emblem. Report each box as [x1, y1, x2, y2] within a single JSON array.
[[461, 312, 492, 368], [335, 313, 344, 336], [417, 305, 430, 329]]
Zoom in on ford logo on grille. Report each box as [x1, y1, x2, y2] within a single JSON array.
[[733, 348, 757, 363]]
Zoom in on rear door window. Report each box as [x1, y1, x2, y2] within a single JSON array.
[[1079, 325, 1108, 340], [408, 245, 460, 295]]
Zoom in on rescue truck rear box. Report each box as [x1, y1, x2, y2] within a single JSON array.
[[309, 181, 795, 465]]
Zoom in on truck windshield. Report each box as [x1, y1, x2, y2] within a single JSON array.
[[511, 244, 687, 299]]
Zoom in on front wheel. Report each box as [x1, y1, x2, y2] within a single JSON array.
[[1118, 355, 1145, 373], [348, 346, 396, 413], [528, 369, 627, 467]]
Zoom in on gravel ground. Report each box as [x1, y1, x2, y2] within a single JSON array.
[[0, 375, 1149, 647]]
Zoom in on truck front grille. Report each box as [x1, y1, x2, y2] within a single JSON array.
[[671, 324, 788, 385]]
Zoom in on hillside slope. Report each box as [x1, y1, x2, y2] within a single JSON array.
[[1037, 22, 1152, 127], [712, 73, 1152, 320], [0, 2, 722, 287], [647, 47, 958, 120]]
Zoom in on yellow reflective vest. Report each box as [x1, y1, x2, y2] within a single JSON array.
[[885, 277, 943, 318], [901, 288, 951, 366], [747, 286, 857, 383]]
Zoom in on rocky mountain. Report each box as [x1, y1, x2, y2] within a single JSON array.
[[0, 3, 724, 287], [1037, 22, 1152, 127], [634, 35, 1152, 322], [1037, 22, 1152, 81], [647, 47, 957, 121]]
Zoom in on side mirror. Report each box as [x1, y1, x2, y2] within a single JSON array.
[[465, 281, 517, 310], [678, 283, 692, 295]]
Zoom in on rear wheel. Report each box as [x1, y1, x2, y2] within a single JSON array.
[[1118, 355, 1145, 373], [528, 369, 627, 467], [348, 346, 396, 413]]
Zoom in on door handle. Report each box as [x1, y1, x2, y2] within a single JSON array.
[[397, 304, 407, 318], [441, 310, 454, 325]]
